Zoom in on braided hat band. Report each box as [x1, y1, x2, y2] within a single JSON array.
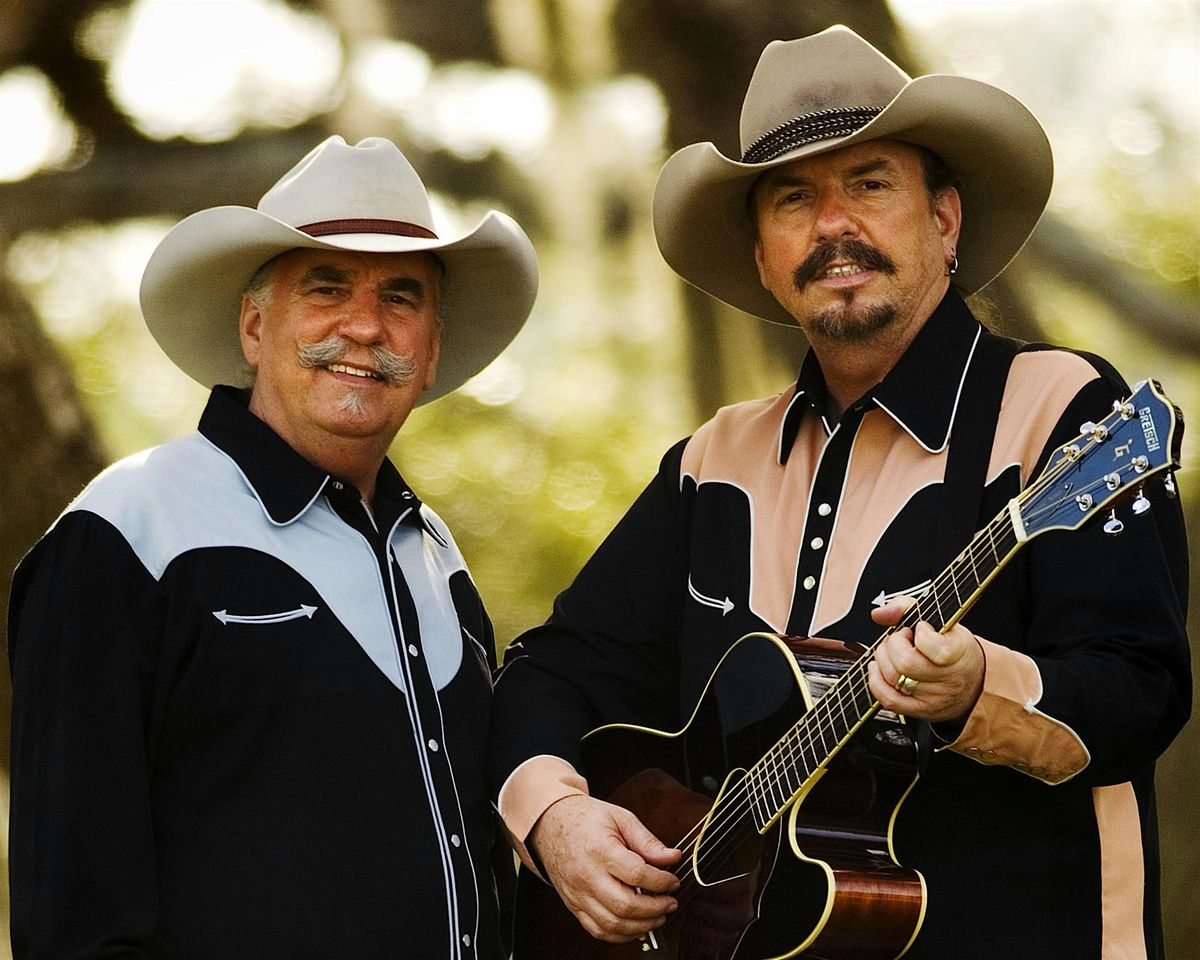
[[741, 107, 884, 164]]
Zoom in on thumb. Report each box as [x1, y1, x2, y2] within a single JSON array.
[[611, 806, 681, 866], [870, 594, 918, 627]]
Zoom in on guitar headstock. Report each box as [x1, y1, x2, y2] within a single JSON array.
[[1018, 379, 1182, 539]]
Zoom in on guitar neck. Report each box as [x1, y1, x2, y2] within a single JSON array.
[[907, 508, 1024, 633], [745, 509, 1024, 832]]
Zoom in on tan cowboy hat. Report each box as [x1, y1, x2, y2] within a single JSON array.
[[652, 24, 1053, 324], [140, 135, 538, 403]]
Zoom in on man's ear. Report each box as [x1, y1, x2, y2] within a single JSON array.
[[935, 186, 963, 254], [423, 330, 441, 392], [239, 295, 264, 371], [753, 237, 768, 289]]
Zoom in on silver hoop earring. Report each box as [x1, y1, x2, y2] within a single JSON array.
[[947, 254, 959, 277]]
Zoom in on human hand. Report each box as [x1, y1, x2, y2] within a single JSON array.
[[528, 793, 682, 943], [867, 596, 985, 723]]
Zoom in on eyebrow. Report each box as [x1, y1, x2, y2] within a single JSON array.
[[379, 277, 425, 299], [299, 264, 352, 285], [762, 156, 900, 190], [845, 157, 900, 178], [298, 266, 426, 300]]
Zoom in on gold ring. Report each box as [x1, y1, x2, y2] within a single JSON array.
[[896, 673, 919, 696]]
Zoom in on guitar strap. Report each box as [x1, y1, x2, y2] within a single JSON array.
[[916, 330, 1020, 771]]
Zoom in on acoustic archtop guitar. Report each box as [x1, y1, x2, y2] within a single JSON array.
[[512, 379, 1181, 960]]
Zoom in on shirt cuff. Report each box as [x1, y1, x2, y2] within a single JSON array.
[[496, 755, 588, 875], [939, 636, 1090, 784]]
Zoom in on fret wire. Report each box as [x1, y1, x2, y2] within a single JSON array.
[[769, 739, 792, 808], [745, 762, 764, 829], [749, 757, 767, 828], [756, 748, 777, 806], [755, 762, 772, 830]]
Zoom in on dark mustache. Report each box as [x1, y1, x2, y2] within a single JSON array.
[[792, 240, 897, 289]]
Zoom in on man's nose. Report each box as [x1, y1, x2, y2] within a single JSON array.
[[812, 191, 858, 242], [336, 292, 387, 343]]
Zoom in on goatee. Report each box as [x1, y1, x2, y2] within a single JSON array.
[[794, 239, 898, 342], [810, 300, 897, 342]]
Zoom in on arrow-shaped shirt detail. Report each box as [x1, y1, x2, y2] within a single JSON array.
[[212, 604, 318, 626], [871, 581, 931, 608], [687, 575, 734, 616]]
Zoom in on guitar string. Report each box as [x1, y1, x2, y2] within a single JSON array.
[[686, 462, 1135, 893], [676, 394, 1162, 882], [672, 441, 1141, 889], [672, 449, 1156, 916], [673, 453, 1089, 890], [743, 449, 1128, 825], [686, 449, 1079, 853], [649, 416, 1159, 925], [676, 511, 1017, 891]]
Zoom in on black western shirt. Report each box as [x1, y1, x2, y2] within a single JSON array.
[[491, 292, 1190, 960], [9, 386, 506, 959]]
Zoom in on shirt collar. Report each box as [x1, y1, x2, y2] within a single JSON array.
[[779, 289, 983, 463], [198, 385, 426, 528]]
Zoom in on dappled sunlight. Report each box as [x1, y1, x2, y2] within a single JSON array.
[[459, 354, 526, 407], [0, 68, 74, 181], [351, 39, 433, 114], [7, 222, 208, 448], [105, 0, 342, 140], [893, 0, 1198, 293], [411, 63, 555, 162]]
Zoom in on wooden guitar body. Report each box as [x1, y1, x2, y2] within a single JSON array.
[[512, 634, 925, 960]]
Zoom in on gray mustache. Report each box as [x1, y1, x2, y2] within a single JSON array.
[[297, 336, 418, 386]]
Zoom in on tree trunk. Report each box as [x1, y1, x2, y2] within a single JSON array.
[[0, 268, 108, 761]]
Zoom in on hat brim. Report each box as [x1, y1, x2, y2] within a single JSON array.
[[652, 74, 1053, 324], [139, 206, 538, 404]]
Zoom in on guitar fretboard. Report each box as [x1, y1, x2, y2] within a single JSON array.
[[745, 511, 1023, 831]]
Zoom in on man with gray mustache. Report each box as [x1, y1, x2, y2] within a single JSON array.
[[8, 137, 538, 959]]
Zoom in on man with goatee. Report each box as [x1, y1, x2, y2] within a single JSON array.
[[490, 26, 1189, 960]]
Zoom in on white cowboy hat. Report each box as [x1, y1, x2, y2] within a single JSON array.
[[140, 135, 539, 404], [652, 24, 1053, 324]]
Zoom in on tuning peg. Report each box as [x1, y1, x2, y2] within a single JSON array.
[[1164, 473, 1177, 499], [1131, 488, 1151, 515], [1103, 511, 1124, 535], [1079, 420, 1096, 435]]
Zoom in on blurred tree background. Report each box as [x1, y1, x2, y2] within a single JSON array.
[[0, 0, 1196, 954]]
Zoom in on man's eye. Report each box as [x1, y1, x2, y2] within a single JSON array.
[[860, 180, 885, 191]]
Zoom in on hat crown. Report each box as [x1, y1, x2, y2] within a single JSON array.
[[257, 136, 436, 233], [739, 25, 910, 153]]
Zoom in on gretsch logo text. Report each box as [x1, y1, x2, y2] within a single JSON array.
[[1138, 406, 1160, 452]]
